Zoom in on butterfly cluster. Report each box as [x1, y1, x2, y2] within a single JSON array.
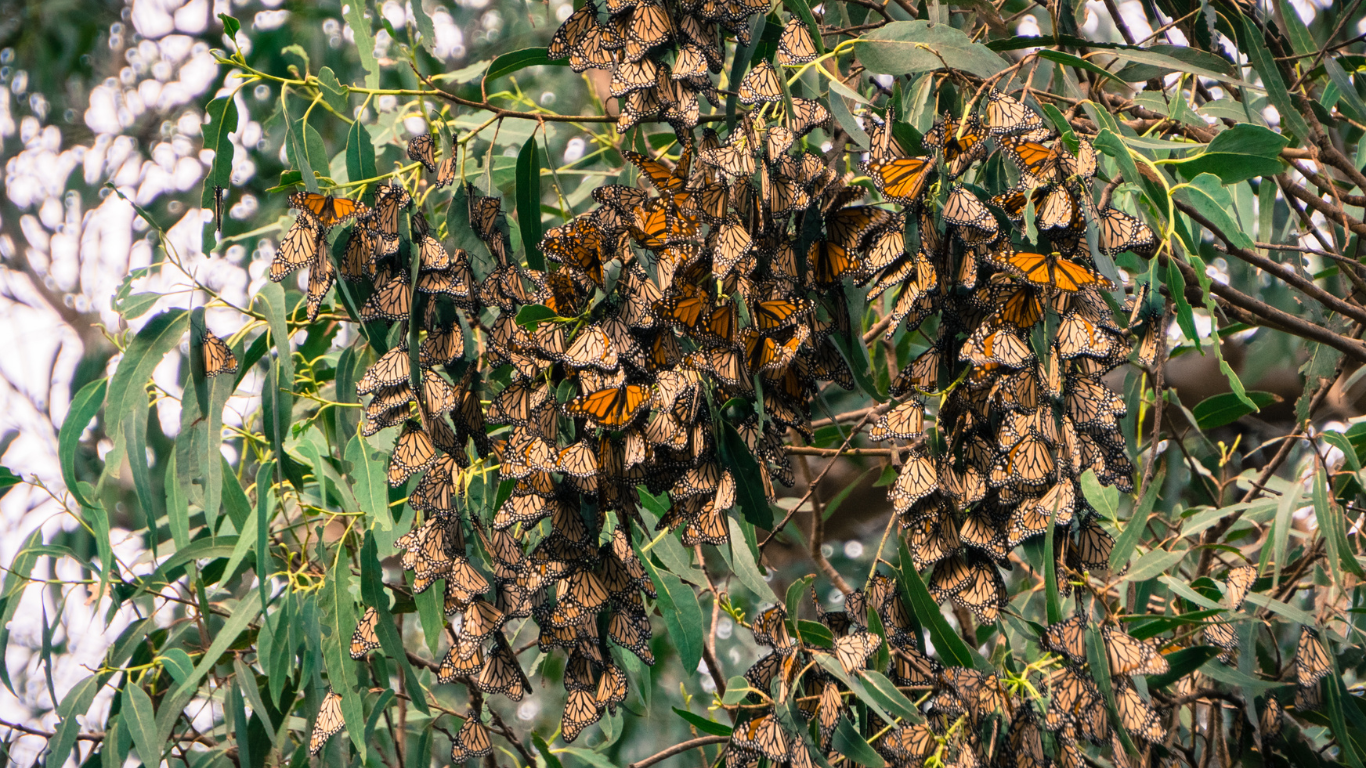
[[722, 573, 1019, 768], [278, 34, 1173, 752], [820, 91, 1166, 625], [546, 0, 771, 132], [1031, 612, 1170, 767]]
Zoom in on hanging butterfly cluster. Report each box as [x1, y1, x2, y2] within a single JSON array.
[[1026, 612, 1171, 767], [722, 573, 1018, 768], [546, 0, 773, 132], [827, 90, 1164, 626], [264, 11, 1178, 753]]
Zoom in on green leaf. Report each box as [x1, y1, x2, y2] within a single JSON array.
[[113, 291, 161, 320], [832, 717, 886, 768], [855, 21, 1008, 79], [200, 96, 238, 251], [347, 119, 378, 190], [560, 747, 620, 768], [105, 310, 188, 446], [514, 303, 558, 329], [672, 707, 734, 736], [344, 0, 381, 89], [1173, 173, 1256, 251], [125, 683, 163, 768], [1171, 124, 1287, 184], [1241, 592, 1316, 626], [533, 732, 565, 768], [796, 620, 835, 648], [0, 466, 18, 499], [1147, 646, 1221, 689], [1326, 59, 1366, 123], [1186, 252, 1258, 412], [1238, 16, 1310, 144], [1086, 623, 1139, 759], [829, 326, 885, 403], [1191, 390, 1279, 430], [718, 423, 774, 528], [1037, 49, 1123, 84], [346, 436, 391, 535], [321, 550, 366, 760], [58, 378, 106, 509], [1123, 547, 1187, 583], [897, 537, 987, 670], [218, 13, 241, 39], [255, 282, 294, 454], [45, 673, 102, 768], [859, 670, 922, 722], [410, 0, 438, 55], [360, 533, 429, 713], [1109, 47, 1257, 90], [727, 517, 774, 602], [828, 87, 869, 150], [1111, 469, 1159, 571], [639, 555, 704, 674], [483, 48, 566, 93], [316, 67, 350, 117], [515, 135, 544, 271]]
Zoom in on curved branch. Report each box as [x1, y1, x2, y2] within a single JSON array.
[[627, 735, 730, 768]]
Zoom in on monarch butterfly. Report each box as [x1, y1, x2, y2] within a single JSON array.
[[1223, 565, 1257, 609], [1295, 626, 1332, 687], [624, 148, 687, 194], [309, 690, 346, 755], [199, 329, 238, 378], [925, 115, 988, 178], [468, 185, 503, 243], [610, 57, 658, 97], [450, 714, 493, 762], [1066, 514, 1114, 571], [834, 631, 881, 674], [1098, 206, 1157, 256], [864, 156, 933, 205], [699, 140, 756, 179], [1065, 377, 1125, 431], [340, 225, 374, 282], [350, 606, 381, 659], [777, 17, 818, 65], [305, 245, 336, 322], [1002, 133, 1097, 187], [477, 635, 528, 700], [356, 347, 414, 395], [985, 90, 1044, 136], [626, 1, 671, 52], [956, 510, 1005, 562], [739, 60, 783, 104], [752, 296, 810, 331], [389, 421, 437, 486], [942, 184, 999, 243], [1005, 249, 1111, 292], [764, 125, 795, 163], [407, 134, 437, 173], [1262, 696, 1284, 740], [565, 384, 651, 428], [361, 269, 412, 322], [733, 713, 790, 762], [291, 191, 366, 229], [438, 639, 484, 682], [1104, 625, 1169, 677], [712, 220, 753, 279], [950, 556, 1007, 623], [883, 723, 937, 762], [435, 155, 458, 188], [1115, 682, 1163, 742], [962, 324, 1034, 368], [272, 214, 325, 283], [807, 239, 859, 286], [784, 96, 832, 136], [549, 1, 596, 60], [608, 608, 654, 661]]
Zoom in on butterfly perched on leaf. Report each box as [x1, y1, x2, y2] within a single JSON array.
[[198, 329, 238, 378], [290, 191, 366, 229]]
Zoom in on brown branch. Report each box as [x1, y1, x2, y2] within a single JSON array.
[[1278, 174, 1366, 237], [627, 735, 730, 768], [787, 446, 897, 457], [417, 71, 725, 125], [1156, 253, 1366, 365], [1174, 200, 1366, 326]]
